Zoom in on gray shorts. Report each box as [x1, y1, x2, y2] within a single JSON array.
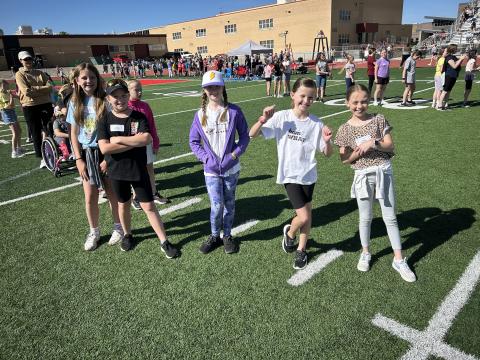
[[434, 75, 443, 91]]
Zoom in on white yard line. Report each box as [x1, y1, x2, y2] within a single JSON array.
[[287, 249, 344, 286], [153, 152, 193, 165], [231, 220, 259, 236], [0, 168, 41, 186], [0, 182, 81, 207], [372, 250, 480, 360], [159, 197, 201, 216]]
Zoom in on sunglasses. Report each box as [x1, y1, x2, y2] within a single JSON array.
[[106, 78, 127, 87], [22, 58, 33, 61]]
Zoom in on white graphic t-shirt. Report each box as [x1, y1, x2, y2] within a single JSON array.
[[66, 96, 98, 148], [261, 109, 326, 184]]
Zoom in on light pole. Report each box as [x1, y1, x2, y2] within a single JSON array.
[[280, 30, 289, 49]]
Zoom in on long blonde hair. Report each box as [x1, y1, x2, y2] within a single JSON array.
[[200, 87, 229, 127], [71, 63, 106, 127]]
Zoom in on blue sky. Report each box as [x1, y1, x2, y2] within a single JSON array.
[[1, 0, 461, 35]]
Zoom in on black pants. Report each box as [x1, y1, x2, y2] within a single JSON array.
[[22, 103, 53, 158]]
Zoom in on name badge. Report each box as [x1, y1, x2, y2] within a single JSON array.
[[355, 134, 372, 146], [110, 124, 124, 132]]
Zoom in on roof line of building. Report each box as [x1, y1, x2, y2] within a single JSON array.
[[150, 0, 309, 29], [1, 34, 166, 39]]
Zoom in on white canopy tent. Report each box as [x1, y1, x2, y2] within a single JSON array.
[[227, 40, 273, 56]]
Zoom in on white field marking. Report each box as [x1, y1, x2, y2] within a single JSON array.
[[0, 181, 81, 207], [23, 151, 35, 155], [0, 154, 192, 206], [372, 250, 480, 360], [153, 152, 193, 165], [0, 139, 9, 144], [287, 249, 344, 286], [0, 168, 41, 186], [154, 96, 271, 118], [231, 220, 259, 236], [0, 133, 12, 138], [0, 129, 11, 133], [158, 197, 201, 216], [143, 82, 265, 101]]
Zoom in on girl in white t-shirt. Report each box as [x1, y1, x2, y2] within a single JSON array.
[[249, 77, 333, 270], [334, 84, 416, 282]]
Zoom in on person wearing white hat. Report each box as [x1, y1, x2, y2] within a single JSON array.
[[189, 70, 250, 254], [15, 51, 53, 168]]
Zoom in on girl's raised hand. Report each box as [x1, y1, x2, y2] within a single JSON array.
[[259, 105, 275, 124], [322, 125, 333, 142]]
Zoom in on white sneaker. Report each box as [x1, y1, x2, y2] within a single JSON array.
[[372, 101, 378, 106], [16, 147, 26, 158], [392, 258, 416, 282], [277, 94, 282, 98], [84, 232, 100, 251], [11, 151, 18, 159], [357, 252, 371, 272], [108, 229, 124, 246], [39, 159, 46, 169], [431, 102, 436, 108]]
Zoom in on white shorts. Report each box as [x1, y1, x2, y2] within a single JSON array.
[[146, 143, 155, 164]]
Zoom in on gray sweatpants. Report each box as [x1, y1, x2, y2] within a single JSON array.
[[356, 171, 402, 250]]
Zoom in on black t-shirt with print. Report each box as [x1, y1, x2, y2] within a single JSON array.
[[97, 110, 150, 181]]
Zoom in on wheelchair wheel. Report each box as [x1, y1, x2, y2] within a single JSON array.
[[41, 137, 59, 172]]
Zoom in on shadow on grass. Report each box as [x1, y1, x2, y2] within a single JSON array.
[[368, 207, 476, 268]]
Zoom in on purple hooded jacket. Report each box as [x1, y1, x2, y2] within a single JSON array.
[[189, 104, 250, 176]]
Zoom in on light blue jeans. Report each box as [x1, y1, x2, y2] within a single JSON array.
[[205, 172, 239, 237], [356, 171, 402, 250]]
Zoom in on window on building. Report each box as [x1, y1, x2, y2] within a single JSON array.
[[172, 32, 182, 40], [197, 46, 208, 54], [225, 24, 237, 34], [259, 18, 274, 29], [260, 40, 274, 49], [174, 48, 184, 52], [129, 45, 135, 51], [196, 28, 207, 37], [338, 34, 350, 44], [339, 9, 351, 21], [108, 45, 119, 52]]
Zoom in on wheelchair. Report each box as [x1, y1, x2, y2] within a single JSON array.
[[41, 117, 76, 178]]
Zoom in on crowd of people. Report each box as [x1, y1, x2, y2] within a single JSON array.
[[1, 44, 479, 277]]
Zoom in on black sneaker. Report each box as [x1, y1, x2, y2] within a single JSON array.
[[293, 250, 308, 270], [160, 239, 178, 259], [223, 235, 239, 254], [120, 233, 134, 252], [199, 235, 222, 254], [407, 100, 415, 105], [282, 224, 296, 253], [131, 197, 142, 211], [399, 102, 408, 107]]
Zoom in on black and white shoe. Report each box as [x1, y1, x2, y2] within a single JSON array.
[[282, 224, 296, 253], [160, 239, 179, 259], [293, 250, 308, 270]]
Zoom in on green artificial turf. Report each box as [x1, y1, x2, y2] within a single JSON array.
[[1, 68, 479, 359]]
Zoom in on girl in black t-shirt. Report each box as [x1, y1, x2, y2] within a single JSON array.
[[97, 80, 179, 258], [438, 45, 467, 111]]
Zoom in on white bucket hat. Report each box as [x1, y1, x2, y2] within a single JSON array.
[[202, 70, 224, 88]]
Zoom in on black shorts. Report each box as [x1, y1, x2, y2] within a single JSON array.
[[265, 77, 272, 82], [80, 148, 104, 163], [284, 183, 315, 209], [443, 76, 457, 92], [377, 77, 389, 85], [110, 171, 153, 203]]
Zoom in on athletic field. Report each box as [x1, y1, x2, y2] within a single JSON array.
[[1, 67, 479, 359]]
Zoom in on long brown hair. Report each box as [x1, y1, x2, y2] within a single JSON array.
[[290, 77, 317, 108], [71, 63, 106, 126], [200, 87, 229, 127]]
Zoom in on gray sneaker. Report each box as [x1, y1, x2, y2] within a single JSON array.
[[293, 250, 308, 270], [357, 252, 371, 272], [223, 235, 239, 254], [392, 258, 416, 282]]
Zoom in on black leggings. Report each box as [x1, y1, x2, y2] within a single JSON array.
[[22, 103, 53, 158]]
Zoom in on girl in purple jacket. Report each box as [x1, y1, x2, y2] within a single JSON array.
[[189, 71, 250, 254]]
